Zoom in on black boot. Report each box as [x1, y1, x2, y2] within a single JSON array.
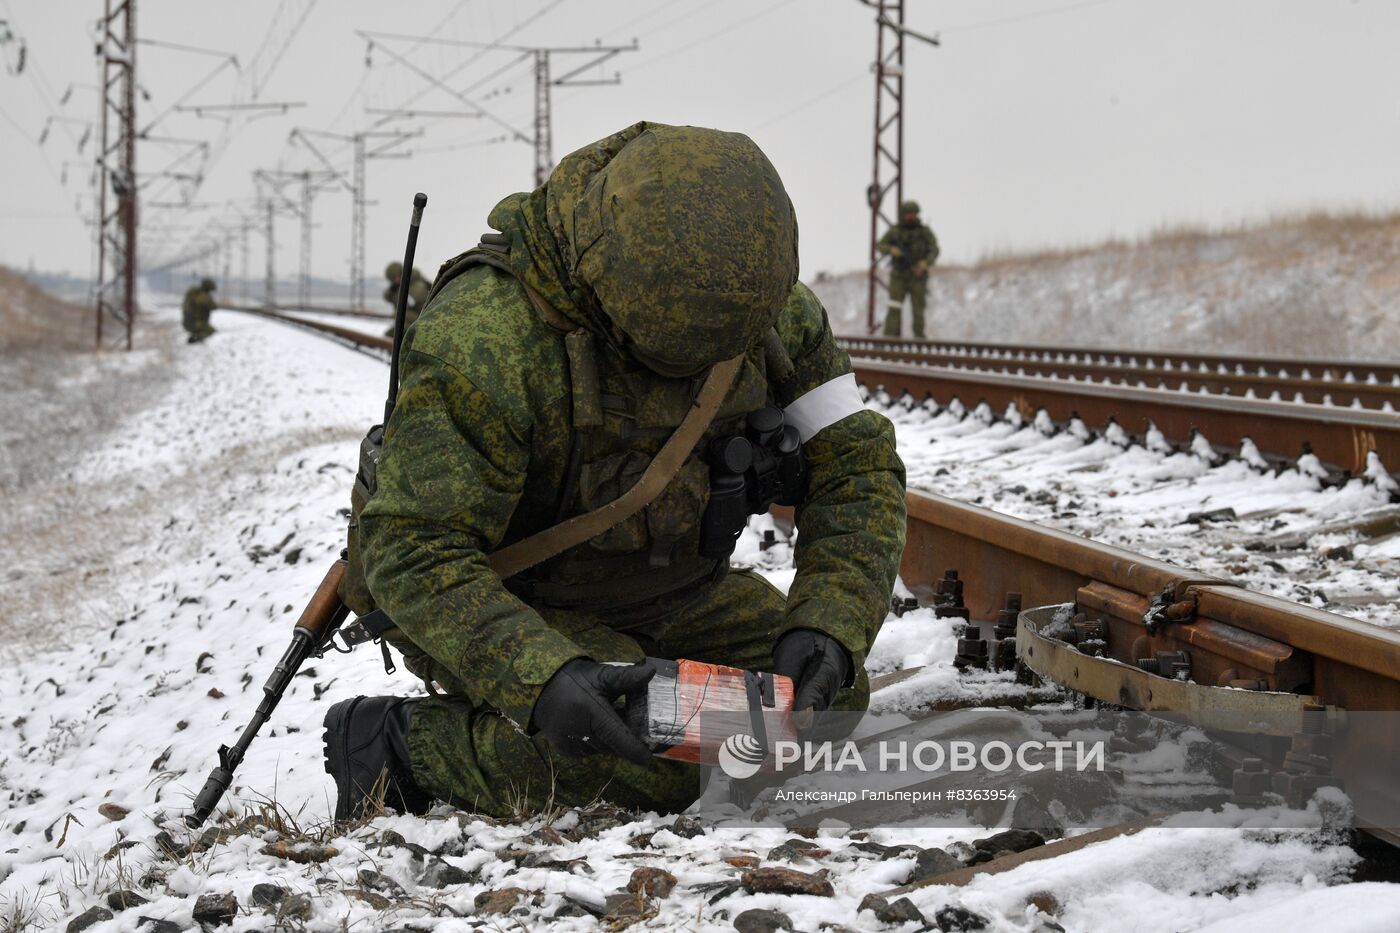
[[322, 696, 431, 822]]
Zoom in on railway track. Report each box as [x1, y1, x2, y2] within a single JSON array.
[[223, 303, 393, 354], [841, 336, 1400, 476], [889, 489, 1400, 843], [840, 335, 1400, 407], [234, 304, 1400, 839]]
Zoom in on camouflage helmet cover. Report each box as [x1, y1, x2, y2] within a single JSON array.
[[385, 261, 403, 280], [899, 200, 920, 215], [555, 123, 799, 376], [199, 277, 216, 291]]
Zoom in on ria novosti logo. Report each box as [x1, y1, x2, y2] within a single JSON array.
[[717, 733, 767, 779], [717, 733, 1107, 779]]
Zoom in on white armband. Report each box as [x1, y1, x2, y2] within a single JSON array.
[[784, 372, 866, 442]]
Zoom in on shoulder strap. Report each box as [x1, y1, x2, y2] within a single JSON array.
[[427, 236, 576, 334], [488, 353, 744, 579]]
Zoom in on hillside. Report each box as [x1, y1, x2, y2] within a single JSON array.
[[0, 264, 93, 352], [810, 213, 1400, 360]]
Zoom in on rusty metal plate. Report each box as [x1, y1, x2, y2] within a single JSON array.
[[1017, 604, 1317, 727]]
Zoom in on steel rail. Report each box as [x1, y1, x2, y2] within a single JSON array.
[[851, 357, 1400, 475], [840, 334, 1400, 386], [222, 301, 393, 320], [843, 341, 1400, 411], [221, 305, 393, 353]]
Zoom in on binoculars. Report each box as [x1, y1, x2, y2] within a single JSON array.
[[700, 406, 806, 559]]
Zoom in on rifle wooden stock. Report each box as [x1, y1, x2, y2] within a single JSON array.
[[295, 560, 349, 640], [187, 558, 351, 827]]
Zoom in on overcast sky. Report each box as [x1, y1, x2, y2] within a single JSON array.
[[2, 0, 1398, 288]]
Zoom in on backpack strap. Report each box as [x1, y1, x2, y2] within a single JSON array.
[[428, 235, 575, 334]]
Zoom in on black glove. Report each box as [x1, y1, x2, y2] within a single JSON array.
[[531, 659, 655, 766], [772, 629, 851, 714]]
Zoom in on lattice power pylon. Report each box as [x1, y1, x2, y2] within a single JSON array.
[[860, 1, 937, 333], [528, 42, 637, 187], [350, 135, 366, 309], [299, 171, 313, 307], [291, 128, 412, 309], [94, 0, 137, 350], [534, 50, 551, 188]]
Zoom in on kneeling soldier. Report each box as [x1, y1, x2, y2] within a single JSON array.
[[325, 122, 907, 821]]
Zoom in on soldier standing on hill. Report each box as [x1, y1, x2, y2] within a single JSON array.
[[382, 261, 431, 338], [181, 277, 216, 343], [877, 201, 939, 339]]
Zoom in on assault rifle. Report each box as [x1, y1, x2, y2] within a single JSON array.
[[186, 193, 427, 828]]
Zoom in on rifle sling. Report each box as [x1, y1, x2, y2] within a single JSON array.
[[487, 353, 744, 580]]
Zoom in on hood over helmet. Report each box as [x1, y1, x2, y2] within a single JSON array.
[[385, 261, 403, 280], [485, 121, 799, 376]]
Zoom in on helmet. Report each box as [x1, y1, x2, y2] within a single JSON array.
[[200, 277, 216, 291], [566, 124, 798, 377], [899, 200, 920, 216], [385, 261, 403, 280]]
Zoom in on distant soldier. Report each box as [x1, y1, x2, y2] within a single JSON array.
[[182, 277, 217, 343], [876, 200, 939, 339], [383, 261, 431, 338]]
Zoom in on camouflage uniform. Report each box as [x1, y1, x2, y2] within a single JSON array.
[[877, 201, 939, 338], [182, 278, 216, 342], [359, 122, 906, 817], [383, 262, 431, 337]]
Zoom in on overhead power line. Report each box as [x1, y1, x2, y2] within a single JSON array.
[[359, 31, 638, 185]]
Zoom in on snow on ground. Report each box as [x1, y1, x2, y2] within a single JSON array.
[[870, 392, 1400, 630], [1, 304, 1395, 931]]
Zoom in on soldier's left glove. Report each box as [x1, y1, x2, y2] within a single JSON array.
[[772, 629, 852, 714]]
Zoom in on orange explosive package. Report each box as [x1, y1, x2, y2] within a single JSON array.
[[624, 658, 797, 767]]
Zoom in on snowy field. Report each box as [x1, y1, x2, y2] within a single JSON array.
[[3, 304, 1399, 932]]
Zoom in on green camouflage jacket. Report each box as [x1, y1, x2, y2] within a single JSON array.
[[383, 269, 431, 311], [877, 221, 940, 276], [182, 285, 215, 317], [360, 122, 906, 730]]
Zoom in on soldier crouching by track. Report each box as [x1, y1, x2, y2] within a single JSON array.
[[181, 277, 217, 343], [323, 121, 908, 821], [382, 260, 430, 338]]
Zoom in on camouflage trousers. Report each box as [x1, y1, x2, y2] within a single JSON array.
[[182, 305, 214, 340], [882, 272, 928, 339], [400, 569, 870, 818]]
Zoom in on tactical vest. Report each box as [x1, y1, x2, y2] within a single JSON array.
[[341, 236, 790, 629], [885, 224, 936, 274]]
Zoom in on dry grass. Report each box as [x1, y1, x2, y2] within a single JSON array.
[[968, 208, 1400, 271], [0, 891, 48, 933], [0, 266, 91, 353]]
